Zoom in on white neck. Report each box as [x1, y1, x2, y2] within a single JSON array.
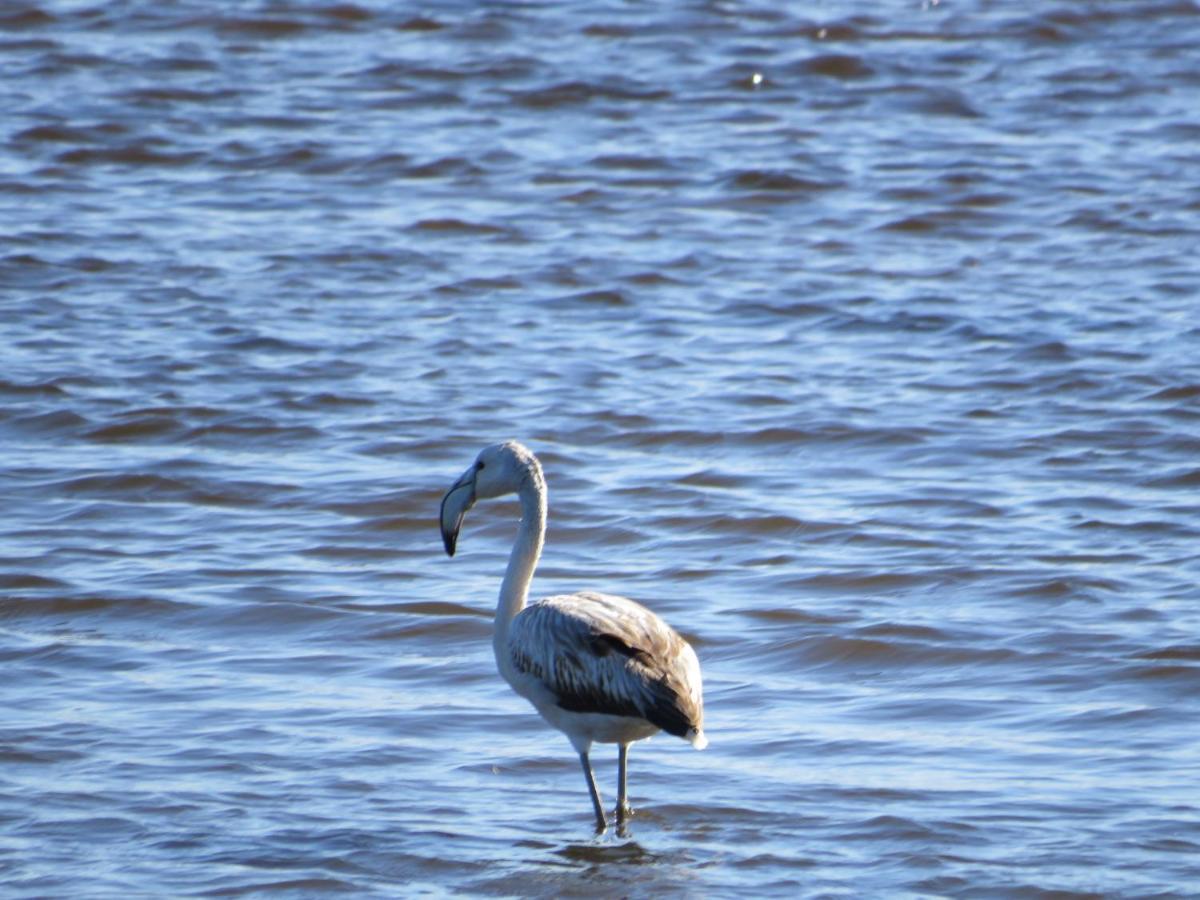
[[494, 475, 546, 642]]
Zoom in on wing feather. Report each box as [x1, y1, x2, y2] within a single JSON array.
[[507, 592, 704, 739]]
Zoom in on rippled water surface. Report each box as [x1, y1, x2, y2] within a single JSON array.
[[4, 1, 1200, 896]]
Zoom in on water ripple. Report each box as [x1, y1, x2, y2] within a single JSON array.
[[2, 0, 1199, 895]]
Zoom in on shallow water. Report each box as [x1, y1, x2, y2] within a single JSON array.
[[3, 1, 1200, 896]]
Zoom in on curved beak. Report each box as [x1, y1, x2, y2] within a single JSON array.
[[440, 466, 477, 557]]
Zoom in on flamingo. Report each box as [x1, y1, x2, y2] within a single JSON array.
[[439, 440, 706, 829]]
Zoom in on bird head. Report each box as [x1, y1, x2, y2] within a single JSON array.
[[440, 441, 542, 556]]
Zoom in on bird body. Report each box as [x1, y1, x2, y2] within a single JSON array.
[[503, 591, 706, 749], [440, 440, 706, 829]]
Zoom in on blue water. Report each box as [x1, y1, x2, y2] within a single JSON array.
[[3, 1, 1199, 896]]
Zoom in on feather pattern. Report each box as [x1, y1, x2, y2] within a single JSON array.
[[508, 591, 704, 740]]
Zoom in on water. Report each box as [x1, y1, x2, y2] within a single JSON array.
[[3, 1, 1200, 895]]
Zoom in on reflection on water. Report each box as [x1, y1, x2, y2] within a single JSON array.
[[554, 838, 657, 865], [3, 0, 1200, 895]]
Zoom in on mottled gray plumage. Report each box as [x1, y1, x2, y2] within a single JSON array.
[[508, 592, 704, 740], [439, 441, 707, 830]]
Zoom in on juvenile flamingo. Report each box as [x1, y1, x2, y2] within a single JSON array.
[[440, 441, 706, 829]]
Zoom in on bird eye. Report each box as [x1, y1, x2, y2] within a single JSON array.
[[476, 460, 485, 470]]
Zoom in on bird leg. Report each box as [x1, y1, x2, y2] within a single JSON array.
[[616, 743, 632, 822], [578, 751, 607, 831]]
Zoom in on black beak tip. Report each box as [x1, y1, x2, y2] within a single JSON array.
[[442, 532, 457, 557]]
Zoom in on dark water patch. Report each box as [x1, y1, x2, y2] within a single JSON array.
[[320, 3, 375, 26], [297, 543, 405, 561], [0, 38, 58, 58], [356, 57, 449, 85], [589, 154, 675, 172], [558, 187, 615, 206], [349, 152, 414, 178], [865, 496, 1005, 518], [713, 390, 794, 409], [182, 420, 324, 447], [1017, 628, 1136, 661], [552, 289, 631, 308], [1051, 705, 1178, 733], [150, 54, 220, 75], [507, 79, 671, 109], [1140, 467, 1200, 489], [857, 622, 953, 643], [576, 409, 655, 432], [779, 570, 934, 595], [1134, 644, 1200, 662], [83, 414, 187, 442], [7, 409, 89, 435], [52, 471, 190, 501], [892, 85, 983, 119], [281, 391, 375, 411], [875, 310, 962, 334], [735, 424, 934, 448], [396, 15, 442, 32], [198, 599, 351, 635], [369, 615, 491, 642], [551, 521, 643, 550], [1145, 383, 1200, 402], [953, 191, 1014, 209], [409, 218, 512, 237], [120, 86, 240, 107], [580, 23, 635, 39], [0, 573, 68, 590], [52, 471, 305, 510], [210, 142, 341, 174], [401, 156, 484, 180], [650, 511, 810, 538], [323, 493, 435, 524], [864, 697, 1005, 725], [0, 7, 55, 30], [0, 378, 67, 398], [0, 592, 194, 622], [436, 275, 523, 295], [0, 638, 115, 670], [208, 15, 309, 38], [1072, 517, 1199, 540], [845, 814, 954, 843], [616, 428, 725, 449], [0, 743, 85, 765], [675, 469, 756, 489], [66, 255, 120, 272], [878, 209, 988, 235], [29, 814, 147, 840], [1033, 552, 1144, 567], [341, 600, 484, 620], [199, 876, 361, 896], [552, 839, 661, 865], [14, 123, 111, 144], [718, 299, 831, 320], [772, 633, 1018, 670], [1014, 340, 1076, 363], [797, 54, 874, 81], [56, 144, 206, 169], [728, 606, 852, 627], [218, 334, 319, 354], [1117, 662, 1200, 693], [725, 170, 830, 193], [1031, 494, 1135, 513], [1006, 576, 1127, 601]]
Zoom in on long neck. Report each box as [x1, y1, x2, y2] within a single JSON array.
[[495, 474, 547, 638]]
